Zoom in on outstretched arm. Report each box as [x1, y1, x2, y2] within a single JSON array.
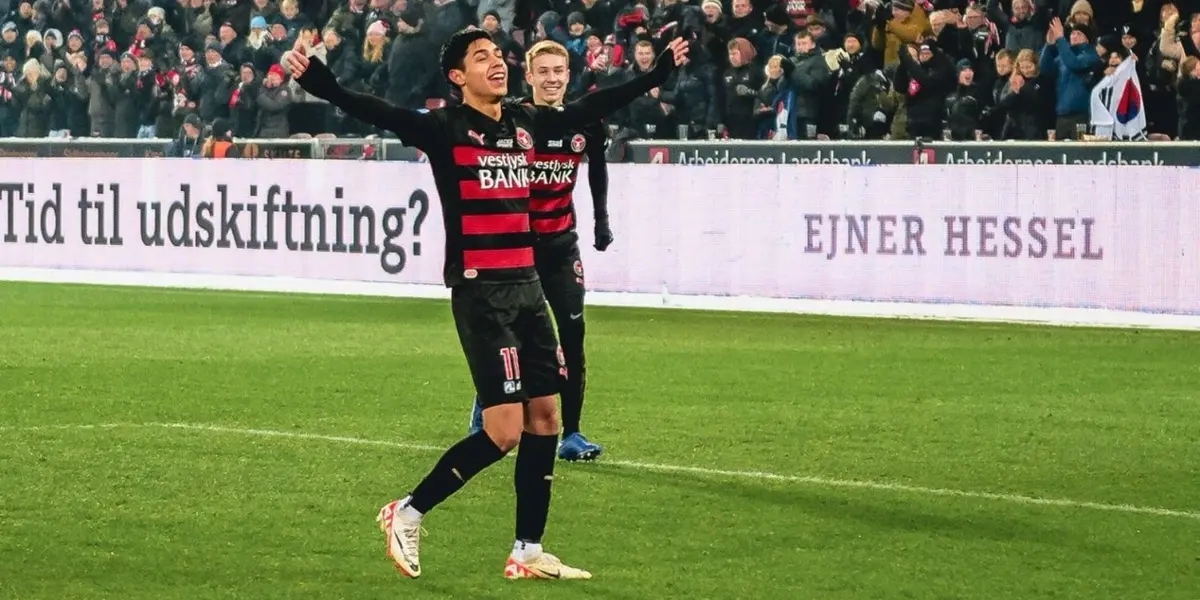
[[539, 38, 690, 130], [585, 124, 612, 251], [286, 44, 437, 147]]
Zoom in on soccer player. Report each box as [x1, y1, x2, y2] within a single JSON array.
[[283, 28, 688, 580], [466, 40, 610, 463]]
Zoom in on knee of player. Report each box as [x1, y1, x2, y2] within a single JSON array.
[[486, 425, 523, 453], [524, 396, 560, 434], [483, 404, 525, 452]]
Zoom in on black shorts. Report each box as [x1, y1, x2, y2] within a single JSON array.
[[451, 281, 565, 408], [535, 241, 586, 314]]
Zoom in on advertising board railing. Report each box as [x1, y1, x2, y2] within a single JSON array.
[[2, 138, 1198, 165], [1, 158, 1197, 330]]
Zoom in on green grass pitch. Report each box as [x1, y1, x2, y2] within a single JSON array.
[[1, 281, 1198, 600]]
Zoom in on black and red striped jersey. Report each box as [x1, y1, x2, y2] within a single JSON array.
[[525, 116, 607, 248], [294, 53, 671, 287]]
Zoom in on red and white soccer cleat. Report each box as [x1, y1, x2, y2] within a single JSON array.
[[376, 496, 423, 578]]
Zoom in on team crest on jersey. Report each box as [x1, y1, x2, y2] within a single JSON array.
[[570, 134, 586, 153], [515, 127, 533, 150], [463, 269, 478, 279], [467, 130, 485, 145], [573, 260, 584, 276]]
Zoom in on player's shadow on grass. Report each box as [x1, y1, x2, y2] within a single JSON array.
[[583, 464, 1112, 553], [419, 579, 641, 600]]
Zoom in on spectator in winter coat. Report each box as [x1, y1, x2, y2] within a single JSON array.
[[14, 57, 49, 136], [198, 43, 234, 121], [256, 63, 290, 137], [661, 47, 721, 139], [0, 22, 19, 58], [326, 0, 369, 43], [383, 9, 436, 111], [870, 0, 931, 67], [575, 0, 613, 38], [1177, 56, 1200, 140], [995, 48, 1046, 140], [1158, 12, 1200, 72], [0, 54, 17, 136], [847, 65, 900, 139], [756, 53, 787, 139], [895, 40, 953, 139], [613, 38, 670, 137], [722, 37, 762, 138], [207, 0, 252, 37], [425, 0, 466, 42], [39, 27, 61, 72], [246, 16, 283, 74], [108, 52, 138, 137], [474, 0, 516, 32], [989, 0, 1045, 53], [1064, 0, 1094, 32], [276, 0, 311, 45], [250, 0, 278, 23], [564, 12, 589, 57], [165, 112, 204, 157], [944, 58, 984, 140], [479, 10, 524, 95], [756, 5, 793, 61], [52, 55, 87, 136], [216, 21, 250, 67], [728, 0, 763, 42], [133, 50, 160, 137], [1039, 18, 1099, 140], [831, 31, 870, 133], [87, 50, 115, 136], [786, 29, 830, 138], [230, 62, 259, 137]]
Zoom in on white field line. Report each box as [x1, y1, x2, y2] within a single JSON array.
[[3, 421, 1198, 522]]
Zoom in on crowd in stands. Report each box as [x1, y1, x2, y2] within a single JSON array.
[[0, 0, 1199, 145]]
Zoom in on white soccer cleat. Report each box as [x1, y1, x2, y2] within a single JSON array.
[[504, 552, 593, 580], [376, 497, 423, 578]]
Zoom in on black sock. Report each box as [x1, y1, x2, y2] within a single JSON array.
[[409, 431, 506, 514], [514, 432, 558, 543], [558, 318, 586, 436]]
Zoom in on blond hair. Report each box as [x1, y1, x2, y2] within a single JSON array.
[[1015, 48, 1039, 77], [363, 34, 388, 63], [525, 40, 569, 69]]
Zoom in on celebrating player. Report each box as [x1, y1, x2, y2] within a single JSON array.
[[466, 40, 610, 462], [284, 28, 688, 580]]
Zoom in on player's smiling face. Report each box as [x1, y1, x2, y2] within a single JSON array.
[[528, 53, 568, 105], [459, 38, 508, 100]]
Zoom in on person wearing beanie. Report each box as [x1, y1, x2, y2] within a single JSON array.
[[1040, 16, 1099, 140], [895, 39, 954, 139], [945, 56, 984, 140], [474, 0, 516, 34], [166, 112, 206, 157], [832, 30, 871, 129], [256, 62, 292, 138], [756, 4, 793, 60], [202, 116, 241, 158], [870, 0, 931, 67]]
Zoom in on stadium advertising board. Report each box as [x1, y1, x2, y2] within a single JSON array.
[[628, 140, 1200, 166], [1, 160, 1197, 318]]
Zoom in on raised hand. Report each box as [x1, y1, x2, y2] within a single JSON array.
[[666, 37, 690, 67], [283, 37, 311, 79]]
